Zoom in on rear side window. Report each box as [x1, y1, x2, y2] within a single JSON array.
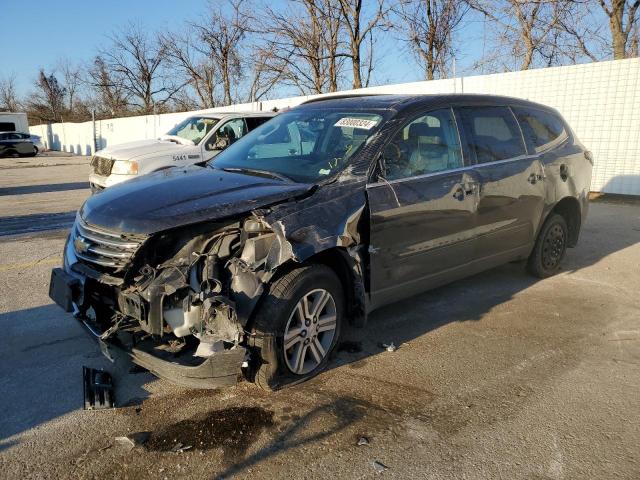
[[246, 117, 271, 131], [0, 122, 16, 132], [513, 106, 568, 153], [458, 106, 526, 163]]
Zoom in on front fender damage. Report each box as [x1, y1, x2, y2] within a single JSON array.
[[90, 186, 368, 388]]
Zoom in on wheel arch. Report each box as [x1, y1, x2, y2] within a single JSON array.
[[304, 248, 364, 325], [549, 196, 582, 247], [244, 246, 366, 333]]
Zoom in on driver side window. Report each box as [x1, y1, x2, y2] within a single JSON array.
[[383, 108, 463, 181], [206, 118, 247, 151]]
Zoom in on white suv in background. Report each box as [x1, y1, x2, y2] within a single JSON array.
[[89, 112, 276, 192]]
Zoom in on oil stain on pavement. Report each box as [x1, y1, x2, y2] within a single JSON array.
[[145, 406, 274, 460]]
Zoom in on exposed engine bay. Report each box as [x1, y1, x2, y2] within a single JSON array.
[[68, 214, 297, 387]]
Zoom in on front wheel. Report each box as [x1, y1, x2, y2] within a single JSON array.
[[527, 213, 568, 278], [250, 264, 343, 391]]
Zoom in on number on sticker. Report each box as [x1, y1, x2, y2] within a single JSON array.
[[334, 117, 379, 130]]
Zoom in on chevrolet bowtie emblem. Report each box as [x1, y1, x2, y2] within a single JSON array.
[[74, 237, 90, 254]]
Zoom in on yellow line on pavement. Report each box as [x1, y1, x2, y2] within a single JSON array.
[[0, 257, 61, 273]]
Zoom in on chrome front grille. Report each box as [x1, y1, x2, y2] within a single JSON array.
[[73, 219, 145, 269], [91, 156, 114, 176]]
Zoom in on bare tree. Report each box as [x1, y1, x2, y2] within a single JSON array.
[[162, 30, 219, 108], [468, 0, 578, 71], [555, 2, 604, 63], [631, 20, 640, 55], [28, 70, 66, 122], [99, 23, 181, 114], [246, 45, 288, 101], [337, 0, 390, 88], [57, 58, 83, 113], [191, 0, 249, 106], [395, 0, 469, 80], [0, 75, 21, 112], [259, 0, 344, 94], [86, 56, 131, 117], [596, 0, 640, 58]]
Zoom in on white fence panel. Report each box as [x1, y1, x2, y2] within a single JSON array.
[[30, 58, 640, 195]]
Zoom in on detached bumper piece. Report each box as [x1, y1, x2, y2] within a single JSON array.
[[83, 366, 115, 410], [77, 314, 246, 390], [126, 345, 246, 390], [49, 268, 79, 312]]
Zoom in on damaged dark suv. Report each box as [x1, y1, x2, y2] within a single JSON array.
[[49, 94, 592, 390]]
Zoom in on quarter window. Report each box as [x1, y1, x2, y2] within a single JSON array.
[[458, 106, 526, 163], [383, 108, 463, 180], [246, 117, 271, 131], [512, 106, 567, 153]]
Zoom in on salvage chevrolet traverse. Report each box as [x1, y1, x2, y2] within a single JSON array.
[[49, 94, 592, 390]]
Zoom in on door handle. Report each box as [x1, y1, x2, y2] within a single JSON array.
[[527, 172, 543, 184], [453, 182, 477, 201], [453, 187, 465, 201]]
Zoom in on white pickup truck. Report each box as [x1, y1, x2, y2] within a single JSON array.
[[89, 112, 276, 192]]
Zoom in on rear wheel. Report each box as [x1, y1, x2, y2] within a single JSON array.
[[527, 213, 568, 278], [250, 264, 343, 391]]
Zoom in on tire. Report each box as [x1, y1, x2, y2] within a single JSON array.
[[250, 264, 344, 391], [527, 213, 569, 278]]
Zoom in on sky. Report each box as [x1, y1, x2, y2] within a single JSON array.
[[0, 0, 487, 99]]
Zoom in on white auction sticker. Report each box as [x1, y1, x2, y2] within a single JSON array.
[[334, 117, 379, 130]]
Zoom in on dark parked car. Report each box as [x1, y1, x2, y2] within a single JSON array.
[[0, 132, 39, 157], [49, 94, 592, 390]]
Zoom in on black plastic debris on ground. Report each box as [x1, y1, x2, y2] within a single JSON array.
[[337, 340, 363, 354], [83, 366, 115, 410]]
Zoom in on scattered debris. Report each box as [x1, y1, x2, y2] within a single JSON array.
[[373, 460, 389, 473], [114, 437, 135, 451], [381, 342, 397, 352], [128, 365, 148, 374], [338, 341, 363, 353], [83, 366, 115, 410], [114, 432, 150, 451], [357, 436, 370, 446], [171, 443, 193, 453]]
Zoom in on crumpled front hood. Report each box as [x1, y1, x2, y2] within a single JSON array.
[[96, 139, 191, 160], [80, 166, 313, 235]]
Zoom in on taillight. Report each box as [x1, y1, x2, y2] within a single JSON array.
[[584, 150, 594, 165]]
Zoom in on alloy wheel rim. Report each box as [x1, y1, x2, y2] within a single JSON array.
[[542, 224, 566, 269], [283, 288, 337, 375]]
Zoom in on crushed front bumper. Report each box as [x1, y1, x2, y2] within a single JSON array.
[[48, 266, 246, 389]]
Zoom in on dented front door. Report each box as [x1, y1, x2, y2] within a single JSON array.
[[366, 170, 479, 309]]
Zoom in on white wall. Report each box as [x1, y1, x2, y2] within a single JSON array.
[[30, 58, 640, 195]]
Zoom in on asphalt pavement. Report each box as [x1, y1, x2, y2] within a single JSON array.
[[0, 154, 639, 479]]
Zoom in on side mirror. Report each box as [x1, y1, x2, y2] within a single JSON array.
[[215, 136, 230, 150]]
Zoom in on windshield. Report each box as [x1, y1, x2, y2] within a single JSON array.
[[210, 109, 385, 183], [165, 116, 220, 145]]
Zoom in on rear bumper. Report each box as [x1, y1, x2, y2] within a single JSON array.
[[49, 266, 246, 389]]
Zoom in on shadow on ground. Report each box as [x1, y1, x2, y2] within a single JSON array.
[[0, 211, 76, 237], [1, 202, 638, 471], [0, 304, 153, 449], [0, 182, 89, 196]]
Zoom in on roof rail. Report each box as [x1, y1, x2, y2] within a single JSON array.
[[300, 93, 387, 105]]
